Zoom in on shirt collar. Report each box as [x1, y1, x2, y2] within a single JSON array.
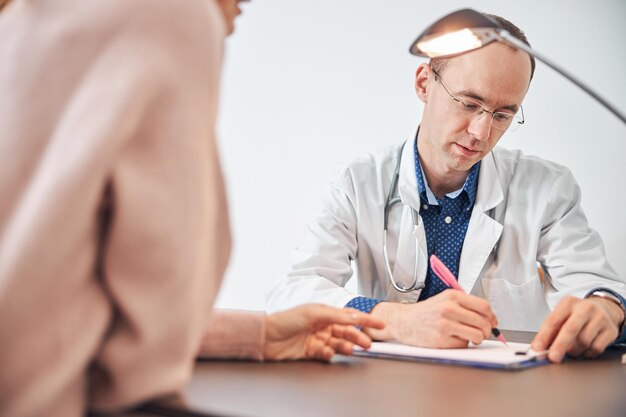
[[413, 138, 480, 208]]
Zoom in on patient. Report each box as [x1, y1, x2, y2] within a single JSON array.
[[0, 1, 383, 416]]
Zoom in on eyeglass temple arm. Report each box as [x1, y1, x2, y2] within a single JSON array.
[[497, 30, 626, 125]]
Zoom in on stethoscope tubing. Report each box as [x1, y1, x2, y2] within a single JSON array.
[[383, 141, 425, 293]]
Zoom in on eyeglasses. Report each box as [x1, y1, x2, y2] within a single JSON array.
[[432, 69, 525, 132]]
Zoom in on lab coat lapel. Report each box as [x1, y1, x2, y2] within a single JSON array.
[[458, 152, 504, 293], [397, 138, 420, 212]]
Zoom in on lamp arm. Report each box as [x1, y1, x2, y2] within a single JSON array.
[[497, 31, 626, 125]]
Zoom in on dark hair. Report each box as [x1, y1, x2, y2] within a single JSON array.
[[430, 13, 536, 82]]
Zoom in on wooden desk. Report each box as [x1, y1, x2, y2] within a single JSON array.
[[140, 331, 626, 417]]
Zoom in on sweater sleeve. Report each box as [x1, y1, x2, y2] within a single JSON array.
[[198, 310, 266, 361]]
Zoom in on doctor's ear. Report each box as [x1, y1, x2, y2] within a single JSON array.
[[415, 63, 432, 103]]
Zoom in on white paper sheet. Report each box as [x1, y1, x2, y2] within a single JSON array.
[[354, 340, 548, 369]]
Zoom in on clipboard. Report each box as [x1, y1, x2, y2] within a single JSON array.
[[353, 340, 549, 370]]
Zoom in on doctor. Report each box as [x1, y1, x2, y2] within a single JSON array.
[[268, 13, 626, 363]]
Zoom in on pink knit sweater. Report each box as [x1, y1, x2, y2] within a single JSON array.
[[0, 1, 263, 416]]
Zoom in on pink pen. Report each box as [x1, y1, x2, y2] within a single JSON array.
[[430, 254, 509, 347]]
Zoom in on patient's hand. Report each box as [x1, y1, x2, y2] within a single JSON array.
[[262, 304, 385, 361]]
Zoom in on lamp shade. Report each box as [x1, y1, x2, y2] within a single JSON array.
[[409, 9, 502, 58]]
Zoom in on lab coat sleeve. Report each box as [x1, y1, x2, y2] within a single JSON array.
[[537, 168, 626, 310], [267, 168, 362, 312]]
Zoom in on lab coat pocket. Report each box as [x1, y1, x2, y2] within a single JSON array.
[[480, 275, 551, 331]]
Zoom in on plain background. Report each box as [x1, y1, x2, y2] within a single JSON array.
[[213, 0, 626, 310]]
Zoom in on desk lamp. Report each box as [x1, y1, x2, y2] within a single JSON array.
[[409, 8, 626, 124]]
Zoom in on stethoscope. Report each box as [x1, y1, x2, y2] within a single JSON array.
[[382, 138, 508, 293], [382, 142, 425, 293]]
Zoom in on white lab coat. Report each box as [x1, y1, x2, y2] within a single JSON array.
[[267, 140, 625, 331]]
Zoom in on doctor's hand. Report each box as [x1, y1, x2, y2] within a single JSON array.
[[262, 304, 385, 361], [368, 290, 498, 348], [531, 296, 624, 363]]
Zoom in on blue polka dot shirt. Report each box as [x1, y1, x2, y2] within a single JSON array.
[[346, 140, 480, 313], [414, 142, 480, 300]]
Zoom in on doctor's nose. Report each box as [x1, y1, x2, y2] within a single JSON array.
[[467, 112, 493, 141]]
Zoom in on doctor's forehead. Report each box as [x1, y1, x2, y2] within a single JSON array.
[[437, 44, 532, 104]]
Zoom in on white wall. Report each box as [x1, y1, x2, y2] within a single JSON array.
[[214, 0, 626, 310]]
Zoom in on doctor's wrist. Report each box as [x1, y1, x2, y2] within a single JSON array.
[[368, 302, 408, 341], [587, 296, 625, 334], [586, 290, 626, 332]]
